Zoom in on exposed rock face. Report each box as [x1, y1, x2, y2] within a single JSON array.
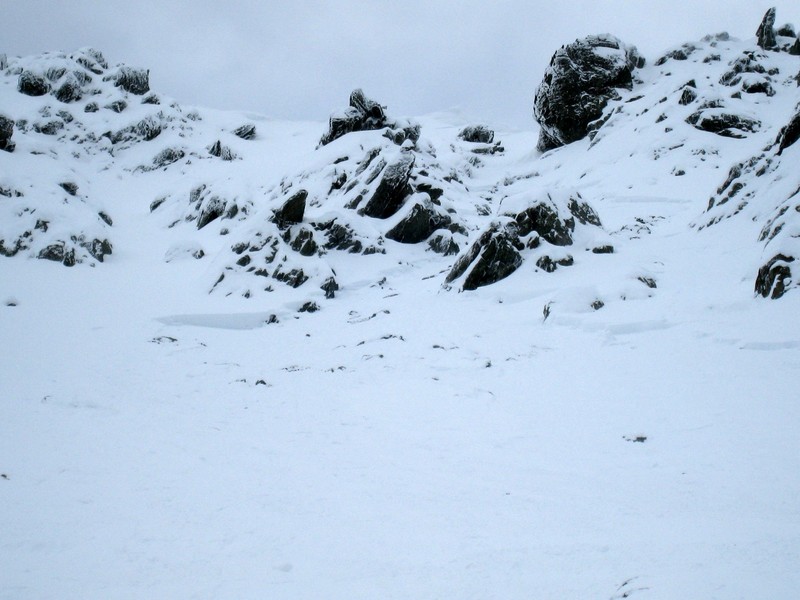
[[755, 254, 794, 298], [756, 8, 778, 50], [533, 34, 643, 151], [445, 221, 523, 290], [358, 152, 415, 219], [272, 190, 307, 228], [0, 115, 14, 152], [113, 67, 150, 95], [319, 89, 388, 146], [385, 200, 452, 244], [686, 108, 761, 138], [18, 71, 49, 96], [776, 110, 800, 155], [233, 124, 256, 140]]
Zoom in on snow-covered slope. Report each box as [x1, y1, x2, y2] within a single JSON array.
[[2, 10, 800, 600]]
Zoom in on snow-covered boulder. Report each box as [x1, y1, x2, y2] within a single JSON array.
[[533, 34, 644, 151], [318, 89, 419, 147]]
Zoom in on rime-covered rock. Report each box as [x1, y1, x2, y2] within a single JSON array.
[[0, 115, 13, 152], [208, 140, 236, 160], [17, 71, 49, 96], [385, 200, 452, 244], [233, 124, 256, 140], [686, 109, 760, 138], [755, 254, 794, 298], [533, 34, 643, 151], [756, 8, 778, 50], [320, 89, 387, 146], [113, 66, 150, 95], [458, 125, 494, 144], [445, 221, 523, 291], [358, 152, 415, 219]]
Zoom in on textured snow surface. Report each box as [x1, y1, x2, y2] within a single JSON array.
[[2, 34, 800, 600]]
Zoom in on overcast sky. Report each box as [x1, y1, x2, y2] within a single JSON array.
[[4, 1, 798, 128]]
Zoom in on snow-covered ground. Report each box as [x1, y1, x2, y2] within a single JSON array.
[[2, 34, 800, 599]]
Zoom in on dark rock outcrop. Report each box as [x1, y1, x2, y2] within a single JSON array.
[[18, 71, 49, 96], [445, 222, 523, 290], [533, 34, 643, 151], [208, 140, 236, 160], [755, 254, 794, 298], [320, 89, 387, 146], [458, 125, 494, 144], [776, 109, 800, 155], [756, 7, 778, 50], [686, 109, 761, 138], [113, 67, 150, 95], [358, 152, 414, 219], [386, 200, 452, 244], [0, 115, 14, 152], [272, 190, 307, 228], [233, 124, 256, 140]]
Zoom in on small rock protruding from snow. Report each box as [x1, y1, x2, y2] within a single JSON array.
[[458, 125, 494, 144], [233, 124, 256, 140], [533, 34, 643, 151]]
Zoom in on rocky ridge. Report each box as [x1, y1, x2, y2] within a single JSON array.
[[1, 7, 799, 315]]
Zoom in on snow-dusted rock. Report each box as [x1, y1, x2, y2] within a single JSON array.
[[533, 34, 644, 151], [0, 115, 13, 152], [756, 7, 778, 50]]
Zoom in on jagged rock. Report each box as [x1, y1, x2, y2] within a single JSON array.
[[686, 110, 761, 138], [445, 222, 523, 290], [55, 78, 82, 103], [756, 7, 777, 50], [233, 124, 256, 140], [59, 182, 79, 196], [272, 189, 307, 228], [86, 238, 113, 262], [105, 100, 126, 113], [208, 140, 236, 161], [359, 153, 414, 219], [386, 200, 452, 244], [110, 116, 162, 144], [776, 109, 800, 155], [458, 125, 495, 144], [320, 276, 339, 299], [755, 254, 794, 298], [113, 67, 150, 95], [34, 120, 64, 135], [141, 93, 160, 105], [317, 220, 364, 253], [38, 242, 75, 266], [75, 48, 108, 73], [151, 147, 185, 168], [514, 202, 574, 246], [17, 71, 49, 96], [289, 227, 318, 256], [0, 115, 13, 152], [319, 89, 388, 146], [84, 102, 99, 113], [790, 39, 800, 56], [272, 266, 308, 288], [679, 87, 697, 105], [533, 34, 643, 151], [777, 24, 796, 37], [655, 43, 698, 65], [428, 232, 460, 256]]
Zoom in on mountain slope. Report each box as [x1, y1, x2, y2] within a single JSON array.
[[1, 11, 800, 600]]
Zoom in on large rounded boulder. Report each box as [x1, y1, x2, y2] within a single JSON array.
[[533, 34, 644, 151]]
